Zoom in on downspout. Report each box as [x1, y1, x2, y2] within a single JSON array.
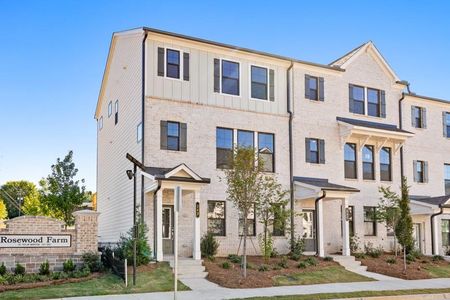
[[140, 31, 148, 223], [398, 85, 408, 180], [315, 191, 326, 255], [153, 181, 162, 260], [431, 206, 444, 255], [287, 61, 294, 250]]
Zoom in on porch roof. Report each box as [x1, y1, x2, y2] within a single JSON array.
[[336, 117, 413, 134], [411, 195, 450, 208], [293, 177, 360, 193], [144, 163, 211, 184]]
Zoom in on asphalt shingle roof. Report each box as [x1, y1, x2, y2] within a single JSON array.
[[294, 177, 360, 192]]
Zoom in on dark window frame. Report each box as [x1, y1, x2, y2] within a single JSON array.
[[221, 59, 240, 96], [446, 112, 450, 138], [250, 65, 268, 100], [239, 205, 256, 237], [167, 121, 180, 151], [445, 164, 450, 195], [108, 101, 112, 117], [341, 205, 355, 237], [258, 132, 275, 172], [380, 147, 392, 182], [442, 219, 450, 247], [351, 85, 365, 115], [367, 88, 381, 117], [237, 129, 254, 148], [416, 160, 425, 183], [364, 206, 377, 236], [362, 145, 375, 180], [413, 106, 424, 128], [207, 200, 226, 237], [344, 143, 357, 179], [308, 75, 319, 101], [308, 138, 320, 164], [98, 116, 103, 131], [114, 100, 119, 125], [137, 122, 142, 143], [216, 127, 234, 169], [166, 49, 181, 79]]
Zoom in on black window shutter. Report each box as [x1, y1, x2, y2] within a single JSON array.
[[160, 120, 168, 150], [214, 59, 220, 93], [422, 107, 427, 128], [411, 106, 416, 127], [423, 161, 429, 183], [380, 90, 386, 118], [180, 123, 187, 152], [183, 53, 190, 81], [349, 85, 354, 113], [413, 160, 418, 182], [319, 139, 325, 164], [319, 77, 325, 101], [157, 47, 165, 77], [305, 138, 310, 163], [269, 69, 275, 102], [305, 75, 310, 99], [443, 112, 448, 137]]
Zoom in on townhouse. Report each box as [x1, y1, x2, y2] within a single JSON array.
[[95, 27, 450, 260]]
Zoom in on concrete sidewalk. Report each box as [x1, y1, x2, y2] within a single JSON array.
[[58, 278, 450, 300]]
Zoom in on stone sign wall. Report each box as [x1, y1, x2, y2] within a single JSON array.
[[0, 210, 99, 273]]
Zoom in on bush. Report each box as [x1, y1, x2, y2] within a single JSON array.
[[304, 257, 318, 266], [278, 256, 288, 268], [63, 259, 76, 273], [297, 262, 308, 269], [386, 257, 396, 264], [117, 220, 152, 266], [14, 263, 25, 275], [258, 264, 269, 272], [409, 248, 423, 260], [200, 232, 219, 259], [221, 261, 230, 269], [52, 272, 62, 280], [324, 256, 333, 262], [82, 252, 102, 272], [289, 236, 305, 259], [290, 253, 301, 261], [354, 253, 366, 259], [350, 235, 361, 253], [227, 254, 242, 264], [364, 242, 383, 258], [0, 262, 7, 276], [270, 248, 279, 258], [39, 260, 51, 276], [433, 255, 445, 262], [272, 265, 282, 270], [406, 253, 416, 262], [258, 232, 273, 262], [72, 266, 90, 278]]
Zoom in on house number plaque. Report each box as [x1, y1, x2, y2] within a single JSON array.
[[195, 202, 200, 218]]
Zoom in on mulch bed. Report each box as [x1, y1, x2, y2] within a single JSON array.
[[204, 255, 335, 288], [0, 272, 102, 292], [357, 253, 450, 280]]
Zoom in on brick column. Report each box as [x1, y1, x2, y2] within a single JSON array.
[[73, 210, 100, 254]]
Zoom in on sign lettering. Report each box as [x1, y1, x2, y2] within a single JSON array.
[[0, 234, 71, 248]]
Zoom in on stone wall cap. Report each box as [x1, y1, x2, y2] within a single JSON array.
[[4, 215, 65, 225], [72, 209, 100, 216]]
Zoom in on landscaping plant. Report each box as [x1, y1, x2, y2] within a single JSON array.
[[63, 259, 76, 273], [14, 263, 25, 275], [396, 177, 414, 274], [378, 186, 401, 256], [39, 260, 51, 276], [200, 232, 219, 259], [117, 217, 152, 266], [289, 235, 305, 261], [81, 252, 102, 272], [0, 262, 7, 276]]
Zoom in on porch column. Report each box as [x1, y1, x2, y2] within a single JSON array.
[[317, 200, 325, 257], [155, 189, 163, 261], [193, 190, 201, 260], [432, 216, 440, 255], [341, 197, 350, 256]]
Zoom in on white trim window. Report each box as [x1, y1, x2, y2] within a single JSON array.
[[157, 47, 189, 81], [137, 122, 142, 143], [98, 117, 103, 131], [214, 58, 240, 96], [108, 101, 112, 117], [114, 100, 119, 125]]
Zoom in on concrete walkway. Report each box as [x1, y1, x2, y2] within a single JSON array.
[[332, 255, 402, 281], [59, 278, 450, 300]]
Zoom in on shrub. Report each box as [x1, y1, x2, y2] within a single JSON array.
[[117, 220, 152, 266], [200, 232, 219, 259], [52, 272, 62, 280], [0, 262, 7, 276], [406, 253, 415, 262], [258, 264, 269, 272], [386, 257, 396, 264], [63, 259, 76, 273], [364, 242, 383, 258], [72, 265, 90, 278], [350, 235, 361, 253], [14, 263, 25, 275], [246, 262, 255, 270], [304, 257, 318, 266], [324, 256, 333, 262], [272, 265, 282, 270], [289, 236, 305, 259], [278, 256, 288, 269], [258, 232, 273, 262], [227, 254, 242, 264], [82, 252, 102, 272], [221, 261, 230, 269], [297, 262, 308, 269], [270, 248, 279, 258], [433, 255, 445, 262], [409, 248, 423, 259], [354, 253, 366, 259], [290, 253, 301, 261], [39, 260, 51, 276]]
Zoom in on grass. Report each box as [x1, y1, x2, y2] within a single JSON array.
[[235, 288, 450, 299], [0, 262, 189, 300], [425, 264, 450, 278], [273, 266, 374, 286]]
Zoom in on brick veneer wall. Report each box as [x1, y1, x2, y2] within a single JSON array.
[[0, 210, 100, 273]]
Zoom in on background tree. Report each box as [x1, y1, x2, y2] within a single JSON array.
[[222, 147, 264, 278], [22, 187, 44, 216], [256, 176, 289, 262], [0, 199, 7, 220], [396, 176, 414, 274], [0, 181, 38, 218], [39, 151, 88, 225], [377, 186, 401, 256]]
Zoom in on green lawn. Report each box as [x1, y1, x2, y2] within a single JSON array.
[[0, 262, 189, 300], [273, 266, 374, 286], [236, 288, 450, 300], [426, 264, 450, 278]]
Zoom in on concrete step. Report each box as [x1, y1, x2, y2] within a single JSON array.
[[178, 271, 208, 279], [176, 265, 206, 273]]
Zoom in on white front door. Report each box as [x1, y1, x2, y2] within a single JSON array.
[[412, 223, 422, 253]]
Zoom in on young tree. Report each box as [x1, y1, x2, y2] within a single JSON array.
[[222, 147, 265, 278], [39, 151, 88, 226], [256, 176, 289, 262], [0, 199, 7, 220], [396, 176, 414, 274], [22, 187, 44, 216], [0, 181, 38, 218], [377, 186, 401, 256]]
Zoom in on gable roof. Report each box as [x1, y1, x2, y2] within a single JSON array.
[[329, 41, 402, 83], [144, 163, 210, 183]]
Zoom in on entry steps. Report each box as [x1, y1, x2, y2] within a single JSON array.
[[332, 255, 402, 281], [164, 256, 208, 279]]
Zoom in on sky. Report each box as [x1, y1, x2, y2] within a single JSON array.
[[0, 0, 449, 191]]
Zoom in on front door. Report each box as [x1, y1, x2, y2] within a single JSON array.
[[413, 223, 422, 253], [162, 205, 174, 255], [302, 210, 316, 252]]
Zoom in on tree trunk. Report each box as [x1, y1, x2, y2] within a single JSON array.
[[243, 214, 247, 278], [403, 246, 407, 275], [264, 220, 268, 262]]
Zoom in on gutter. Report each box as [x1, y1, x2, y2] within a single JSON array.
[[431, 206, 444, 255], [314, 191, 326, 255], [287, 61, 294, 250], [140, 31, 148, 222]]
